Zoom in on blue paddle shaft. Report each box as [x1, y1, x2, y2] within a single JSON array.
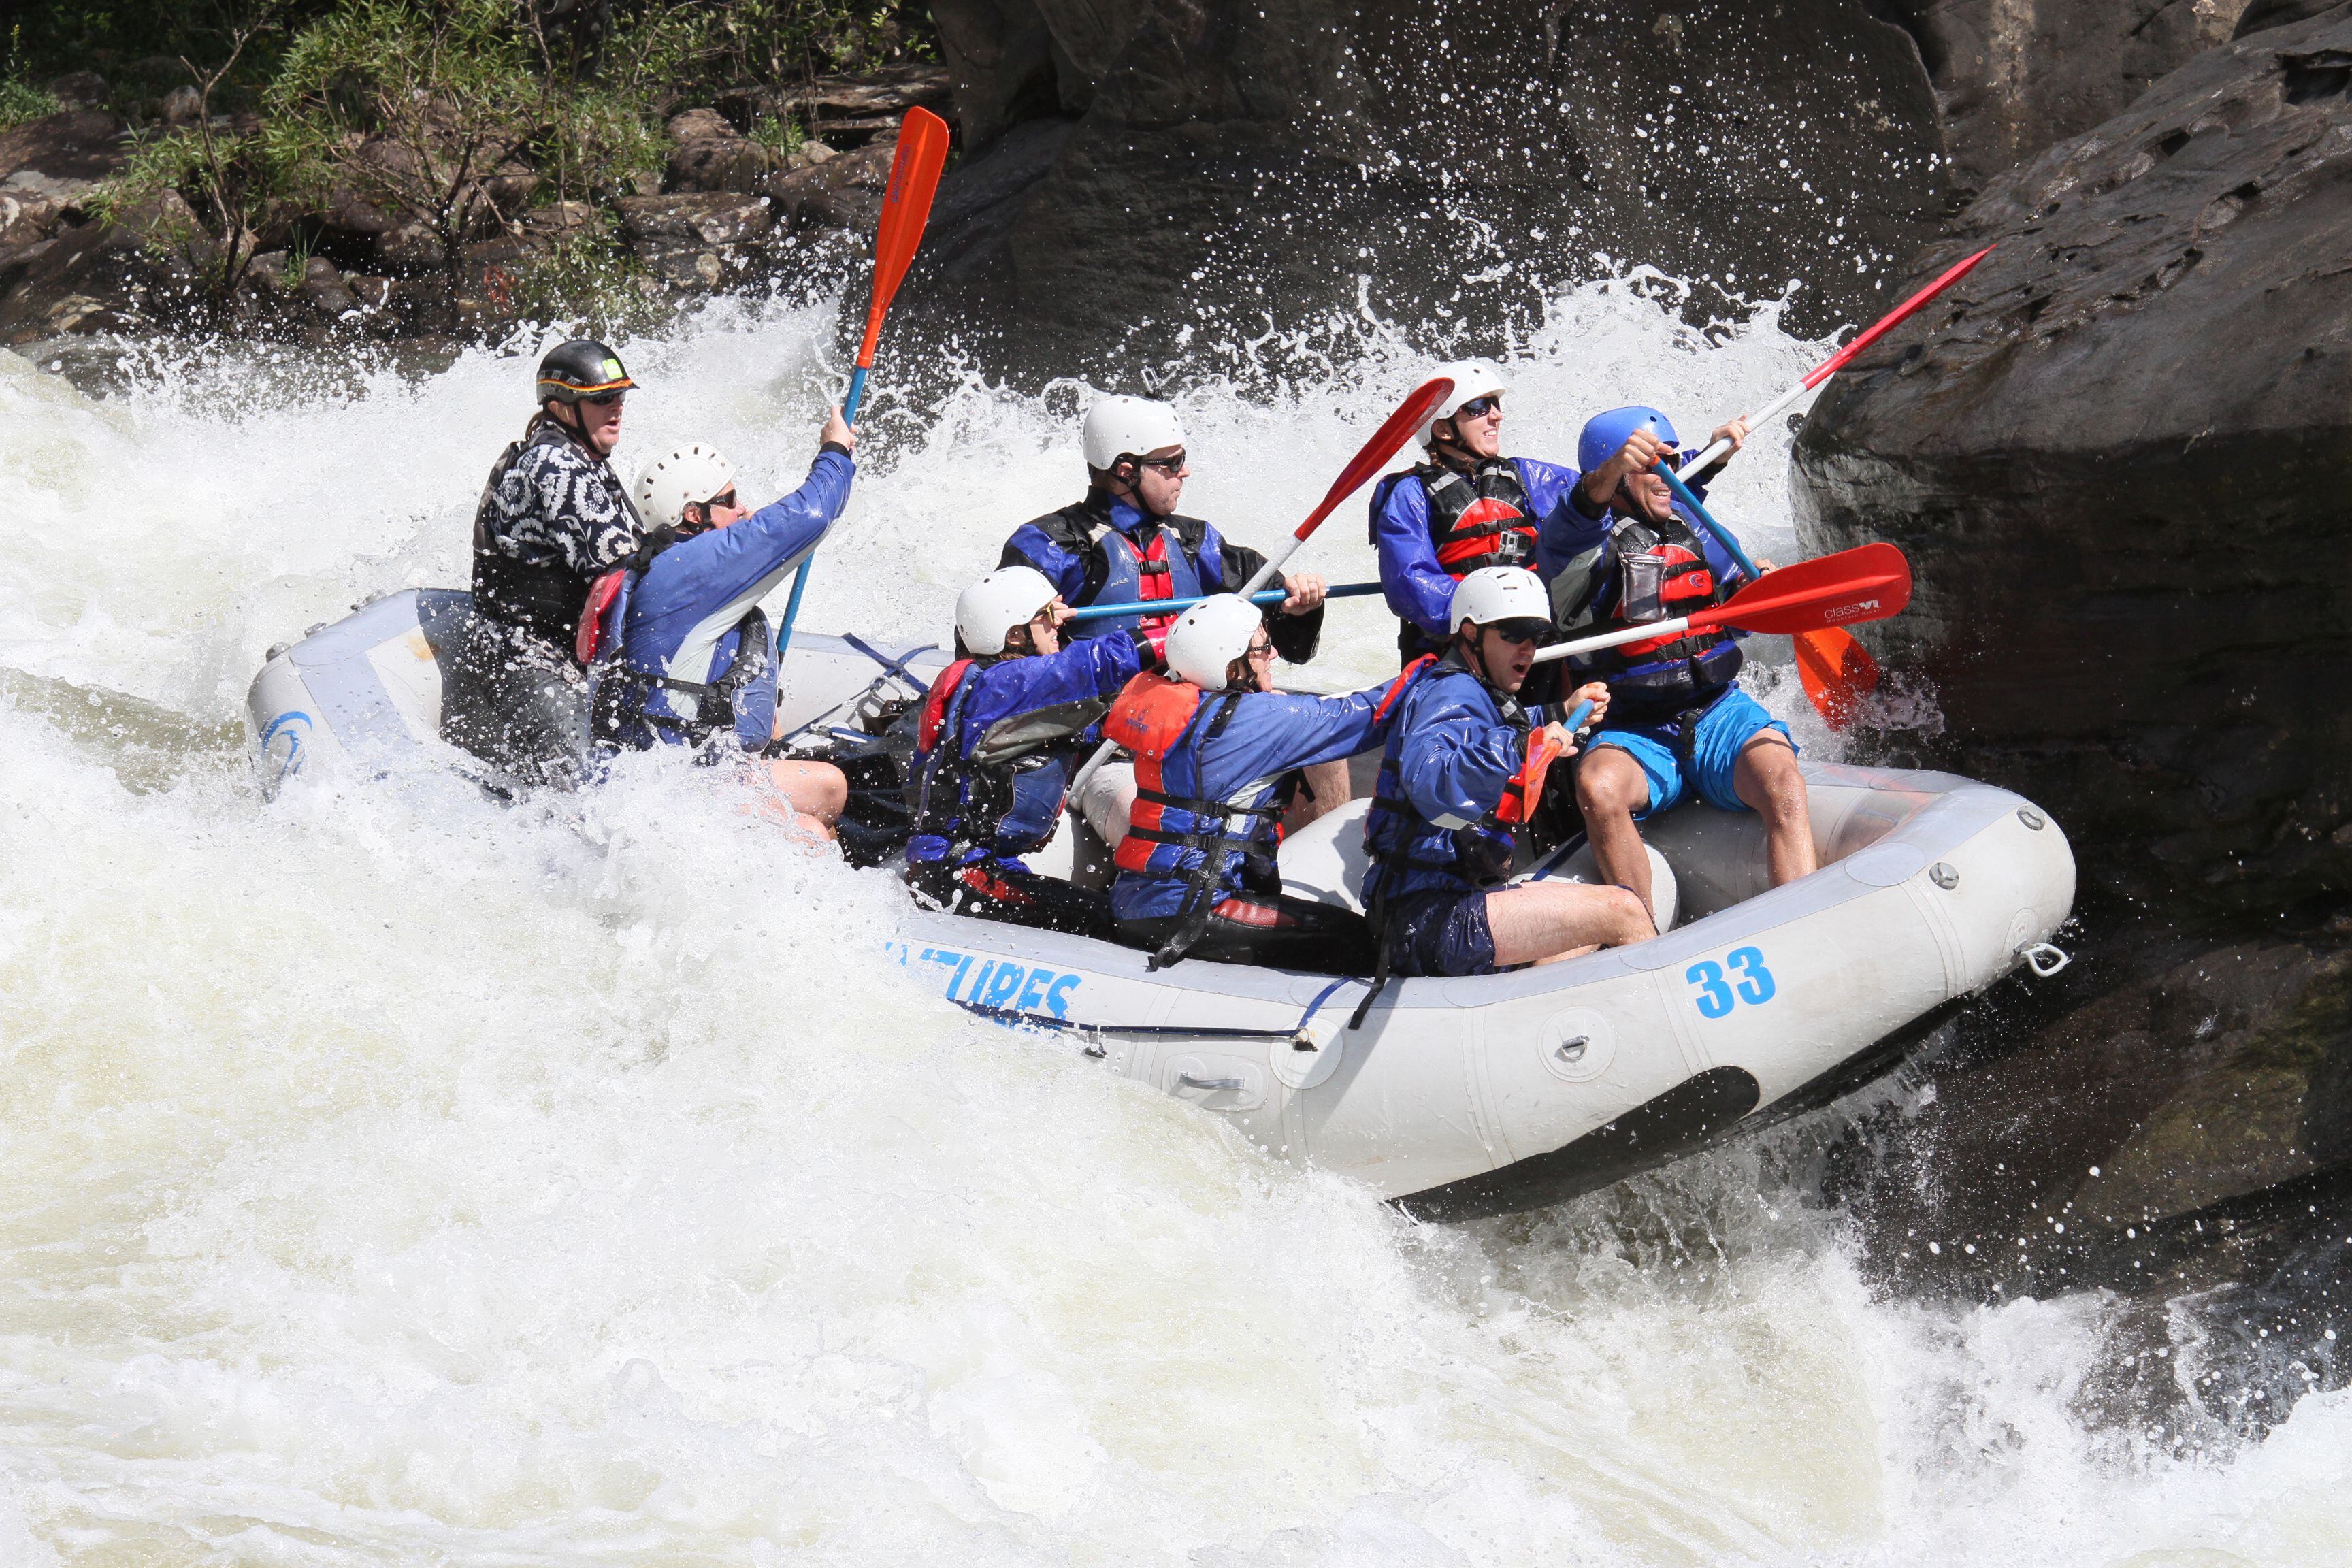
[[1563, 698, 1595, 734], [777, 366, 872, 665], [1061, 581, 1383, 624], [1657, 459, 1761, 581]]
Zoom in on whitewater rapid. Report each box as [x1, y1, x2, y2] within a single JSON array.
[[0, 287, 2345, 1566]]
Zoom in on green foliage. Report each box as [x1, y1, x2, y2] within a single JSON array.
[[710, 0, 937, 85], [2, 24, 63, 127]]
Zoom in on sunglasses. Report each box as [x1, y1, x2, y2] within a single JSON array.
[[1484, 620, 1548, 647], [700, 489, 738, 511], [1135, 451, 1188, 475], [581, 391, 627, 407], [1245, 640, 1276, 662], [1455, 395, 1503, 420]]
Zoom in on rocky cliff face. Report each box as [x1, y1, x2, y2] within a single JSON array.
[[1791, 5, 2352, 1418], [909, 0, 1950, 374]]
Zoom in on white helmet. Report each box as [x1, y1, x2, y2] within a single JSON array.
[[1164, 593, 1267, 689], [1450, 566, 1550, 634], [955, 566, 1058, 656], [1418, 359, 1512, 448], [634, 443, 736, 530], [1082, 394, 1187, 471]]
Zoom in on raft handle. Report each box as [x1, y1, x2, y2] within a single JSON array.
[[1556, 1036, 1589, 1063], [1930, 862, 1960, 889], [2019, 941, 2070, 978], [2016, 806, 2046, 830], [1179, 1073, 1247, 1092]]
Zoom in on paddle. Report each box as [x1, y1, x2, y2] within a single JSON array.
[[1239, 376, 1456, 595], [1065, 375, 1456, 802], [1676, 244, 1994, 475], [1062, 581, 1384, 623], [1531, 543, 1912, 665], [1650, 459, 1882, 727], [773, 105, 952, 666]]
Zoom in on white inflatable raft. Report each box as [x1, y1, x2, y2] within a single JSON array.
[[249, 589, 2077, 1218]]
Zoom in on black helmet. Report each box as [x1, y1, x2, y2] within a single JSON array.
[[535, 339, 636, 404]]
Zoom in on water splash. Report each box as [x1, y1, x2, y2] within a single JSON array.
[[0, 282, 2345, 1565]]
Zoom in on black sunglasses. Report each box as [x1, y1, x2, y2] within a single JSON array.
[[1455, 395, 1503, 420], [581, 391, 627, 407], [700, 489, 738, 512], [1134, 451, 1188, 475], [1484, 620, 1548, 647]]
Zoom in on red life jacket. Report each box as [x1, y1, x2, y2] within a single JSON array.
[[1418, 459, 1538, 576], [917, 658, 977, 753], [1105, 671, 1213, 877]]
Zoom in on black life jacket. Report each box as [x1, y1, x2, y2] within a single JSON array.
[[470, 419, 641, 655], [582, 526, 772, 751], [906, 658, 1109, 866], [1419, 459, 1539, 576], [1030, 494, 1207, 640], [1564, 509, 1743, 717]]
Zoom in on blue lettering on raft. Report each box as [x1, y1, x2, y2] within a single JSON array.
[[909, 946, 1084, 1021]]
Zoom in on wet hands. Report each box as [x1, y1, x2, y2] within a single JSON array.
[[822, 405, 855, 453], [1280, 572, 1328, 615]]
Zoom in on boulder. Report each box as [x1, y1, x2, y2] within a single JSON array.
[[160, 85, 204, 128], [1791, 3, 2352, 926], [666, 136, 772, 195], [0, 190, 204, 344], [666, 108, 738, 144], [1789, 6, 2352, 1416], [42, 73, 108, 110], [905, 0, 1948, 374], [612, 191, 776, 291], [1877, 0, 2256, 198], [762, 138, 894, 233], [0, 110, 131, 212]]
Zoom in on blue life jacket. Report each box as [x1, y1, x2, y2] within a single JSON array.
[[904, 634, 1145, 870], [1082, 514, 1205, 639], [1361, 654, 1534, 909], [1556, 504, 1745, 721]]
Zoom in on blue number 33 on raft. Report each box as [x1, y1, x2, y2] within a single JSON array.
[[1686, 947, 1776, 1019]]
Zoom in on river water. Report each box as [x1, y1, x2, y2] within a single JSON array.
[[0, 284, 2345, 1565]]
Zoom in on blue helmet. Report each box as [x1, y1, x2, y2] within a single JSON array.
[[1577, 406, 1679, 474]]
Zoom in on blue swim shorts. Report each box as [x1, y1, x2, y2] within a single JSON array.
[[1588, 686, 1795, 818], [1384, 888, 1500, 978]]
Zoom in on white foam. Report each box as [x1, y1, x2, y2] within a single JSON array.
[[0, 291, 2341, 1565]]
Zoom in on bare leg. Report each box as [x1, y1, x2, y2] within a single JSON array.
[[1574, 745, 1657, 917], [761, 757, 846, 841], [1283, 758, 1356, 834], [1733, 736, 1815, 887], [1484, 882, 1655, 966]]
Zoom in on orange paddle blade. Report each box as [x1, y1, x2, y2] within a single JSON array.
[[854, 105, 952, 368], [1793, 627, 1884, 730], [1694, 542, 1912, 637], [1291, 376, 1455, 541]]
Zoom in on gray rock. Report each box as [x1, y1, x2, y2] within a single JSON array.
[[42, 73, 108, 110], [762, 139, 893, 233], [0, 110, 131, 212], [612, 191, 777, 293], [907, 0, 1948, 373], [0, 190, 203, 344], [665, 108, 738, 144], [1876, 1, 2256, 198], [666, 136, 771, 195], [160, 85, 203, 128], [1791, 3, 2352, 926]]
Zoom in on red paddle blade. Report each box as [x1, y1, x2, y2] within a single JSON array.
[[854, 105, 952, 367], [1793, 627, 1884, 730], [1292, 376, 1455, 540], [1695, 542, 1912, 637], [1803, 246, 1993, 390]]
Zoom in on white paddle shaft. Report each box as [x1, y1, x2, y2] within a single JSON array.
[[1530, 615, 1697, 665], [1678, 376, 1819, 476]]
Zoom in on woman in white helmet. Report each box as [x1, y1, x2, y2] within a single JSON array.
[[902, 565, 1165, 935], [1099, 594, 1424, 972], [1357, 567, 1652, 984], [578, 406, 856, 838], [998, 393, 1349, 853]]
